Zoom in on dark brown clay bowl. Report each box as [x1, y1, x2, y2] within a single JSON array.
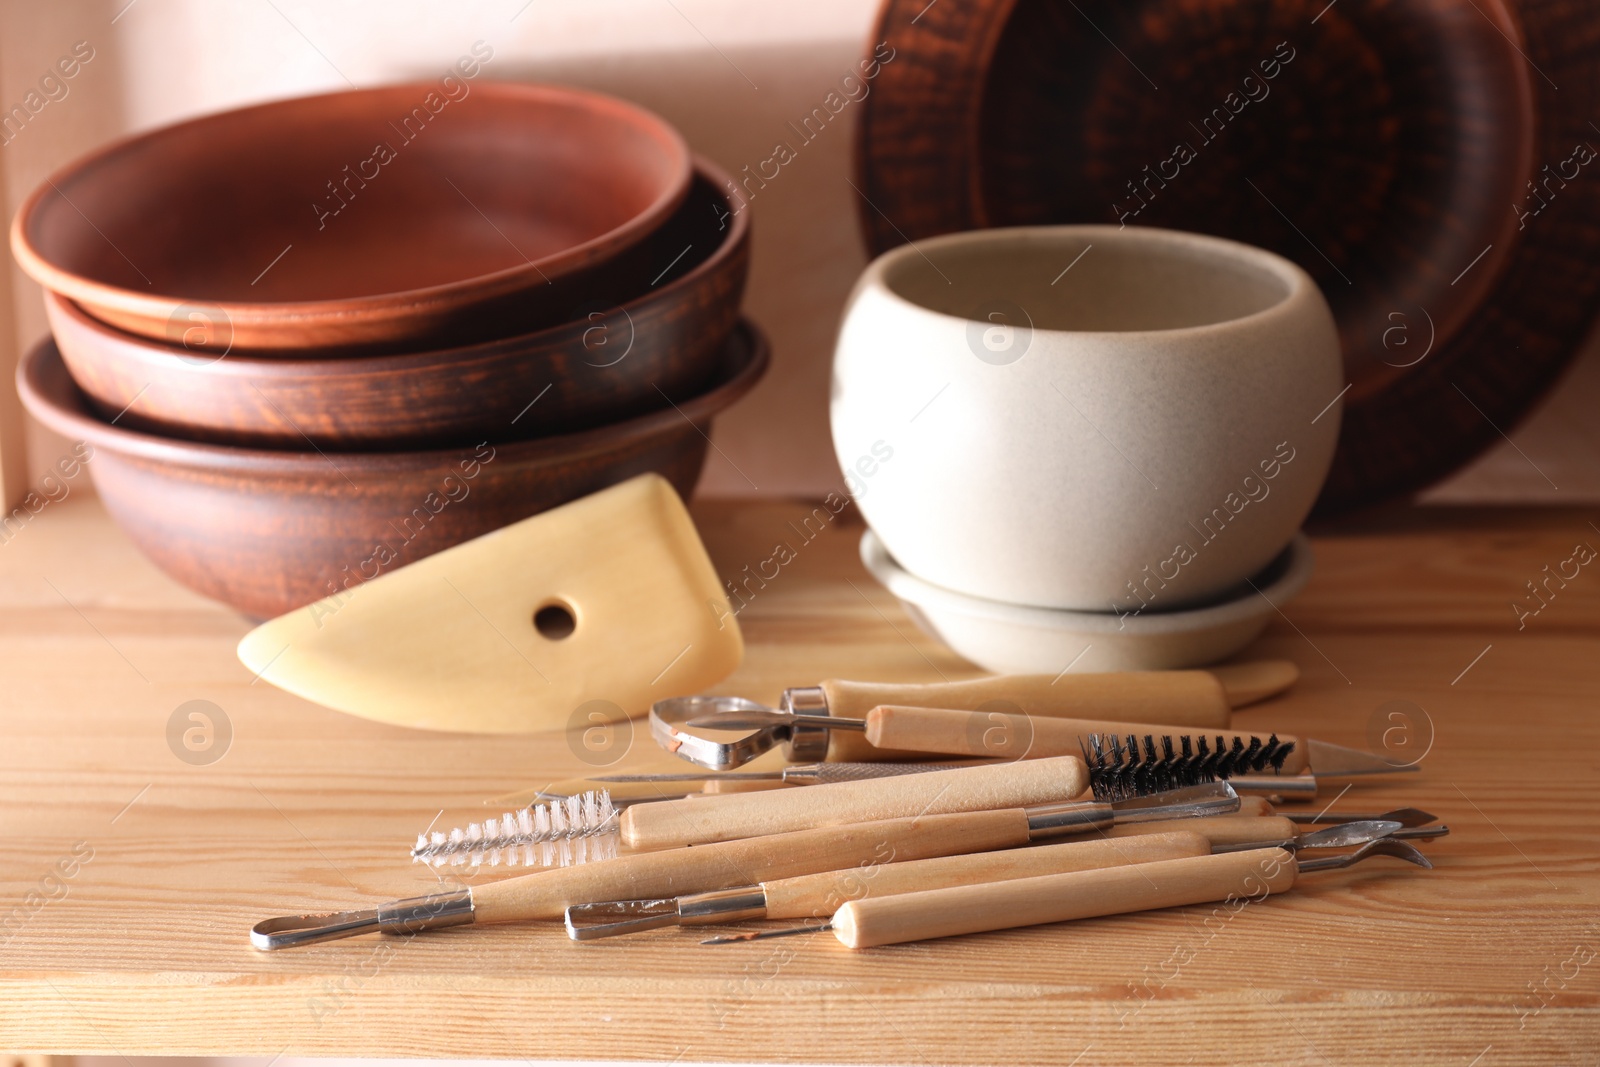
[[45, 161, 748, 449], [17, 320, 767, 619], [12, 81, 690, 353]]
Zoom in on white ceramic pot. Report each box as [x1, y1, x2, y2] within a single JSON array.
[[860, 529, 1314, 674], [832, 225, 1341, 612]]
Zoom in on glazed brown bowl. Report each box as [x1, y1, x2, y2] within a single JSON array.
[[44, 161, 749, 449], [18, 321, 767, 619], [11, 81, 690, 353]]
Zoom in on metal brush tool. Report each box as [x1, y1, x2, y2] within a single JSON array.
[[412, 791, 621, 868], [415, 765, 983, 868]]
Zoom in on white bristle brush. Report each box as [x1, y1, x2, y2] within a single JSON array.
[[412, 790, 620, 869]]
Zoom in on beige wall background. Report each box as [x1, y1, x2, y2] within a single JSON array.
[[2, 0, 1596, 510]]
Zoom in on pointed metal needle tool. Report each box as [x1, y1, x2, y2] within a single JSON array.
[[1283, 806, 1439, 827], [1210, 819, 1450, 853]]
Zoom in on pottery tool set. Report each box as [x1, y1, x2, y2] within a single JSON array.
[[252, 772, 1241, 948], [252, 659, 1444, 950], [329, 655, 1441, 951], [6, 42, 1450, 967], [255, 761, 1444, 949]]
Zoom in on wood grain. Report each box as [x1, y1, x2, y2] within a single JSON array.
[[0, 498, 1596, 1061]]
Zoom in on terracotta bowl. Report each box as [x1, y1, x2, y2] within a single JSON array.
[[11, 81, 690, 353], [44, 162, 748, 449], [17, 321, 767, 619]]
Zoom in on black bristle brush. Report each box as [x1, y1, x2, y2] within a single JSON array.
[[1082, 732, 1296, 802]]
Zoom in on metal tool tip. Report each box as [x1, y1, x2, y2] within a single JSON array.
[[564, 900, 682, 941], [1111, 780, 1239, 810], [1297, 819, 1405, 849], [251, 908, 381, 951], [1306, 739, 1422, 776], [702, 922, 833, 945], [1372, 839, 1433, 869], [1296, 837, 1436, 874]]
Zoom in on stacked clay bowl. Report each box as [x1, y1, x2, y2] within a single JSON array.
[[12, 82, 761, 617]]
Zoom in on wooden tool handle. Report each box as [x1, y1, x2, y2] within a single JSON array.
[[831, 847, 1299, 949], [1107, 814, 1299, 847], [1237, 796, 1274, 817], [821, 670, 1232, 762], [469, 808, 1031, 923], [1209, 660, 1299, 707], [862, 706, 1310, 774], [698, 779, 792, 795], [760, 830, 1211, 920], [619, 755, 1088, 850]]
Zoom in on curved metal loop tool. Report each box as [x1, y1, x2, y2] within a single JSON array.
[[651, 693, 829, 770], [1296, 837, 1433, 872], [250, 890, 474, 950]]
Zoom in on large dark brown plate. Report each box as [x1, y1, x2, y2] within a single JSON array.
[[856, 0, 1600, 513], [17, 321, 767, 619]]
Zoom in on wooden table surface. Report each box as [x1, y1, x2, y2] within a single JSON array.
[[0, 495, 1596, 1063]]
